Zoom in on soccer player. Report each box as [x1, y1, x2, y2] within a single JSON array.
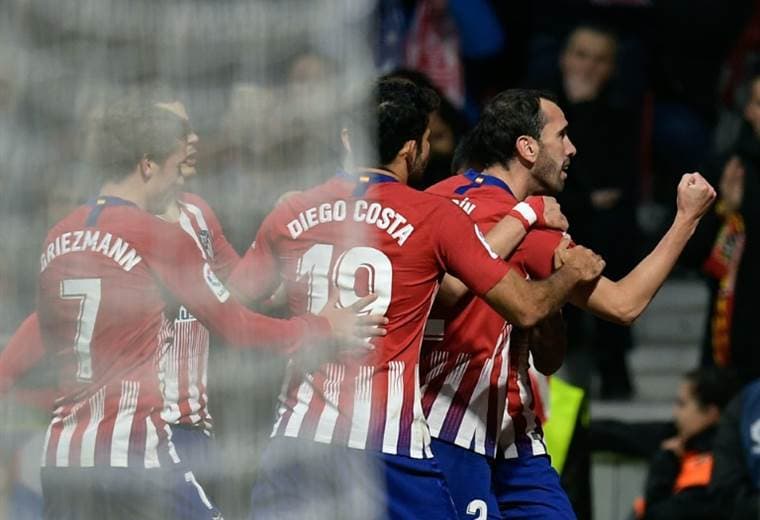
[[1, 94, 238, 501], [228, 78, 606, 519], [33, 96, 383, 520], [421, 89, 717, 519]]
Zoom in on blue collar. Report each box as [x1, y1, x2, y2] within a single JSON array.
[[454, 169, 514, 196], [86, 196, 138, 208], [336, 170, 400, 196], [85, 196, 138, 226]]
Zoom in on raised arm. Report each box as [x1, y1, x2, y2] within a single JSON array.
[[569, 173, 716, 325], [438, 196, 568, 307], [483, 245, 605, 328]]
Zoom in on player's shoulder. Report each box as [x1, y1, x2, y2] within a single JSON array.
[[271, 177, 348, 216], [426, 174, 517, 206], [178, 191, 213, 213], [425, 174, 468, 197]]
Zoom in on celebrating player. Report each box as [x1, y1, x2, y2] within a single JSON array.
[[421, 89, 716, 519], [32, 95, 384, 519], [229, 78, 606, 519]]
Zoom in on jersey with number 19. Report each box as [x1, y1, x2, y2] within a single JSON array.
[[230, 173, 512, 459]]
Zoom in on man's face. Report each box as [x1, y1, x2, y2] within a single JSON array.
[[155, 100, 199, 178], [146, 138, 188, 214], [408, 127, 432, 183], [532, 100, 576, 194], [744, 77, 760, 139], [673, 381, 717, 441], [560, 29, 616, 100]]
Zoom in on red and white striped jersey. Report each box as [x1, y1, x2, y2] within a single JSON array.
[[422, 171, 564, 459], [159, 194, 239, 433], [229, 173, 511, 458], [38, 196, 328, 468]]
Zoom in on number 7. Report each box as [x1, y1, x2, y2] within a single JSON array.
[[60, 278, 101, 382]]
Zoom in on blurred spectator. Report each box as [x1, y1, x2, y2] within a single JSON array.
[[709, 377, 760, 520], [634, 367, 739, 520], [529, 23, 642, 399], [683, 71, 760, 385], [649, 0, 754, 205], [376, 0, 505, 120], [385, 68, 467, 189]]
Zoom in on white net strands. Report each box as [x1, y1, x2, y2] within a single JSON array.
[[0, 1, 380, 518]]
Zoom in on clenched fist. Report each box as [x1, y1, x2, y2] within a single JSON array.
[[676, 172, 716, 221], [556, 245, 605, 282], [534, 196, 569, 231]]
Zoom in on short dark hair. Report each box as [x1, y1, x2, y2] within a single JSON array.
[[376, 78, 439, 165], [683, 367, 740, 411], [89, 95, 187, 180], [462, 89, 556, 170]]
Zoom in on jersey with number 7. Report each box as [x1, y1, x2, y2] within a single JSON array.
[[229, 173, 512, 458], [37, 197, 333, 469]]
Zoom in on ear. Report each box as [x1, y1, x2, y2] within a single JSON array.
[[516, 135, 538, 162], [399, 139, 417, 159], [140, 155, 153, 179]]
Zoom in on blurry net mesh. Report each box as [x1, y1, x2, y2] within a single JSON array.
[[0, 1, 378, 517]]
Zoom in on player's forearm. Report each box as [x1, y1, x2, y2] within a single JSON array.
[[486, 267, 579, 328], [485, 215, 527, 258], [201, 301, 332, 355], [525, 312, 567, 375], [436, 217, 526, 309], [580, 214, 698, 325], [436, 274, 469, 308]]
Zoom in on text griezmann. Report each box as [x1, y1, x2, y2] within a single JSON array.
[[39, 230, 142, 273], [286, 200, 415, 246]]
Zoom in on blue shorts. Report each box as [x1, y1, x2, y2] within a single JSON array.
[[41, 465, 221, 520], [492, 455, 575, 519], [430, 438, 501, 519], [249, 437, 458, 520], [170, 425, 219, 484]]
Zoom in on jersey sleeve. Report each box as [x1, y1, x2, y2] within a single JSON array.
[[227, 210, 283, 304], [142, 220, 330, 355], [432, 203, 511, 297], [181, 193, 241, 281], [510, 229, 567, 279], [0, 313, 45, 396]]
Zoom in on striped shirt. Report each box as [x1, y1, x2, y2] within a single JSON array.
[[159, 194, 239, 433], [38, 196, 320, 467], [422, 173, 564, 459], [229, 174, 511, 458]]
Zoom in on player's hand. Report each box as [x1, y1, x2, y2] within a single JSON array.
[[552, 235, 572, 270], [557, 245, 605, 282], [676, 172, 716, 221], [319, 293, 388, 351], [535, 196, 569, 231]]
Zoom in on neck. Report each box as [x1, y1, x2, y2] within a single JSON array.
[[99, 172, 148, 211], [355, 164, 407, 184], [482, 163, 532, 200]]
